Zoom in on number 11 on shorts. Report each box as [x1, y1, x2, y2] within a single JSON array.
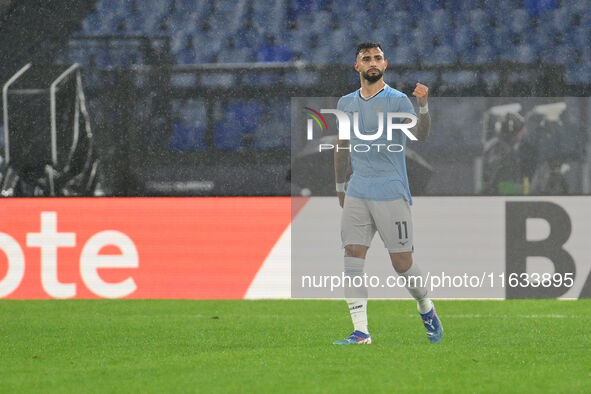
[[395, 221, 408, 239]]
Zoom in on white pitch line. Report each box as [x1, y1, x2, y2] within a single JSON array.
[[405, 314, 588, 319]]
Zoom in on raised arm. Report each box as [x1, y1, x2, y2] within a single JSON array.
[[409, 82, 431, 142]]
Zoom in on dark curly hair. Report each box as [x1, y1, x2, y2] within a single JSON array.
[[355, 42, 383, 57]]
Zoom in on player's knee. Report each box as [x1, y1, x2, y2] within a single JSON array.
[[344, 244, 368, 259], [390, 252, 413, 273]]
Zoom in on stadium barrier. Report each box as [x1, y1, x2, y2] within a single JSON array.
[[0, 197, 589, 299]]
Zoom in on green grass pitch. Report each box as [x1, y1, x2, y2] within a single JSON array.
[[0, 299, 589, 393]]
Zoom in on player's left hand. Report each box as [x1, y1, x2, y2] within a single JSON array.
[[413, 83, 429, 107]]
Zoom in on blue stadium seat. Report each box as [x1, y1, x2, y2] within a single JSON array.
[[142, 13, 169, 35], [582, 9, 591, 27], [364, 0, 388, 15], [514, 44, 537, 63], [294, 12, 315, 36], [345, 18, 372, 41], [467, 9, 488, 30], [89, 47, 112, 68], [508, 9, 530, 33], [441, 71, 477, 86], [388, 11, 413, 33], [464, 45, 496, 65], [490, 0, 519, 12], [581, 46, 591, 64], [175, 47, 196, 65], [81, 11, 103, 34], [256, 38, 292, 62], [367, 26, 389, 46], [423, 45, 457, 66], [400, 0, 424, 15], [142, 0, 170, 18], [253, 109, 290, 150], [214, 100, 265, 150], [451, 26, 475, 52], [550, 6, 575, 30], [235, 100, 263, 133], [309, 45, 332, 65], [67, 0, 590, 86], [334, 49, 352, 65], [67, 46, 87, 66], [97, 0, 127, 15], [289, 28, 312, 55], [532, 27, 556, 51], [429, 9, 452, 31], [568, 27, 590, 49], [94, 48, 113, 68], [171, 32, 189, 55], [497, 34, 515, 56], [457, 0, 485, 9], [517, 26, 537, 45], [235, 48, 256, 63], [481, 71, 500, 86], [332, 3, 355, 23], [268, 1, 288, 35], [196, 32, 224, 61], [423, 0, 445, 12], [200, 74, 236, 87], [236, 28, 265, 51], [284, 71, 320, 86], [403, 71, 437, 85], [330, 28, 353, 52], [452, 7, 469, 26], [174, 0, 198, 14], [169, 120, 206, 151], [541, 44, 576, 64], [125, 13, 145, 34], [214, 122, 244, 150], [410, 29, 436, 55], [311, 11, 332, 33], [565, 63, 591, 84], [499, 43, 536, 63], [388, 46, 418, 66], [524, 0, 559, 17]]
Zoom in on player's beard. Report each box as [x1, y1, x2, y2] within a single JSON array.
[[362, 68, 383, 83]]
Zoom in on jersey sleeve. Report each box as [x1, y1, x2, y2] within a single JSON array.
[[398, 95, 416, 116]]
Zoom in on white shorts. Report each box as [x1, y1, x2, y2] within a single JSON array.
[[341, 195, 414, 253]]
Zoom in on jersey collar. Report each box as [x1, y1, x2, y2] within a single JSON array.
[[358, 84, 387, 101]]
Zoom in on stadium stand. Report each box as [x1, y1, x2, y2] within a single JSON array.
[[62, 0, 590, 151], [1, 0, 587, 196], [64, 0, 589, 79]]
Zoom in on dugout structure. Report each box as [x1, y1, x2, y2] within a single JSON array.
[[1, 63, 99, 196]]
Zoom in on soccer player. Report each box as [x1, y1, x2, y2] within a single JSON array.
[[333, 42, 443, 345]]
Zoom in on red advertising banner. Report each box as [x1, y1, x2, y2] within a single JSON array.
[[0, 197, 291, 299]]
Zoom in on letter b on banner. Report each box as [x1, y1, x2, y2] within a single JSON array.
[[506, 202, 575, 298]]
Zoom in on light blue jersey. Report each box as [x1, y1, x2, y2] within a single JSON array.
[[337, 84, 416, 203]]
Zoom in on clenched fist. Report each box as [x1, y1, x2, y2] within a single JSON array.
[[413, 82, 429, 107]]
